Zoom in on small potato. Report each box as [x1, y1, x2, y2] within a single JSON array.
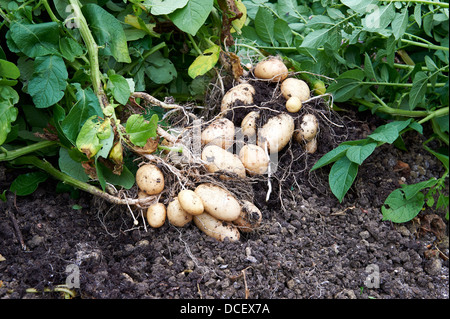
[[241, 111, 260, 138], [294, 114, 319, 142], [202, 145, 246, 179], [178, 189, 204, 216], [285, 96, 302, 113], [167, 197, 192, 227], [254, 57, 288, 82], [146, 203, 166, 228], [257, 113, 295, 153], [305, 138, 317, 154], [233, 200, 262, 233], [239, 144, 269, 175], [221, 83, 255, 113], [136, 164, 165, 195], [201, 118, 235, 150], [281, 78, 310, 102], [194, 213, 240, 242], [195, 184, 241, 221]]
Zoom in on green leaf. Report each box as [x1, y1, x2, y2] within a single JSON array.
[[0, 85, 19, 146], [341, 0, 378, 14], [9, 21, 60, 58], [382, 188, 424, 223], [274, 18, 293, 46], [0, 59, 20, 79], [144, 0, 189, 15], [392, 8, 408, 40], [254, 7, 275, 45], [82, 4, 131, 63], [363, 53, 377, 81], [327, 78, 361, 102], [368, 119, 412, 144], [346, 142, 377, 165], [329, 156, 359, 202], [401, 178, 438, 201], [145, 51, 177, 84], [76, 116, 111, 159], [310, 144, 352, 171], [58, 147, 90, 183], [414, 4, 422, 27], [10, 171, 48, 196], [107, 74, 131, 105], [300, 28, 330, 49], [409, 71, 428, 110], [28, 55, 68, 108], [188, 44, 220, 79], [362, 4, 395, 32], [61, 84, 103, 145], [125, 114, 158, 147], [169, 0, 214, 36], [97, 161, 135, 190], [59, 37, 84, 62]]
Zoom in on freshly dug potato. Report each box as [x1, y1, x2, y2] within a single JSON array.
[[201, 118, 235, 150], [136, 164, 165, 195], [285, 96, 302, 113], [194, 213, 240, 242], [305, 138, 317, 154], [281, 78, 310, 102], [146, 203, 166, 228], [178, 189, 204, 216], [232, 200, 262, 233], [294, 114, 319, 142], [257, 113, 295, 153], [167, 197, 192, 227], [254, 57, 288, 82], [202, 145, 246, 179], [241, 111, 260, 138], [221, 83, 255, 113], [239, 144, 269, 175], [194, 183, 241, 221]]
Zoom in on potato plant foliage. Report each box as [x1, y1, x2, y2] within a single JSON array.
[[0, 0, 449, 224]]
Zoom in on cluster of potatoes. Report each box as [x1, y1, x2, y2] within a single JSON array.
[[136, 164, 262, 241], [220, 56, 320, 155]]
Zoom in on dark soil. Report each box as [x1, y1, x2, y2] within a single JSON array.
[[0, 89, 448, 300]]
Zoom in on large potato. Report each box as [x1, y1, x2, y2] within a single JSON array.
[[136, 164, 165, 195], [194, 183, 241, 221], [254, 57, 288, 82], [241, 111, 260, 138], [221, 83, 255, 113], [201, 118, 235, 150], [202, 145, 246, 179], [239, 144, 269, 175], [167, 197, 192, 227], [146, 203, 166, 228], [178, 189, 204, 216], [193, 213, 240, 242], [281, 78, 310, 102], [257, 113, 295, 153], [294, 114, 319, 142], [232, 200, 262, 233]]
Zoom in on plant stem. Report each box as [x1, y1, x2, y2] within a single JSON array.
[[68, 0, 106, 108], [401, 39, 449, 52], [418, 106, 449, 124], [355, 98, 430, 117], [187, 33, 203, 56], [11, 156, 154, 206], [42, 0, 60, 23], [0, 141, 58, 162], [380, 0, 449, 8], [362, 81, 447, 88]]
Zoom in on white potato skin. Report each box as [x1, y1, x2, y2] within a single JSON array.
[[194, 213, 240, 242], [201, 118, 235, 150], [146, 203, 166, 228], [202, 145, 246, 178], [239, 144, 269, 175], [194, 184, 241, 221], [257, 113, 295, 153], [305, 138, 317, 154], [294, 114, 319, 142], [232, 200, 262, 233], [136, 164, 165, 195], [254, 57, 288, 82], [281, 78, 310, 102], [167, 197, 192, 227], [221, 83, 255, 113], [285, 96, 302, 113], [178, 189, 204, 216], [241, 111, 260, 138]]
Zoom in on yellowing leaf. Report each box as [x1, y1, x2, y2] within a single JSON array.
[[188, 44, 221, 79], [231, 1, 247, 34]]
